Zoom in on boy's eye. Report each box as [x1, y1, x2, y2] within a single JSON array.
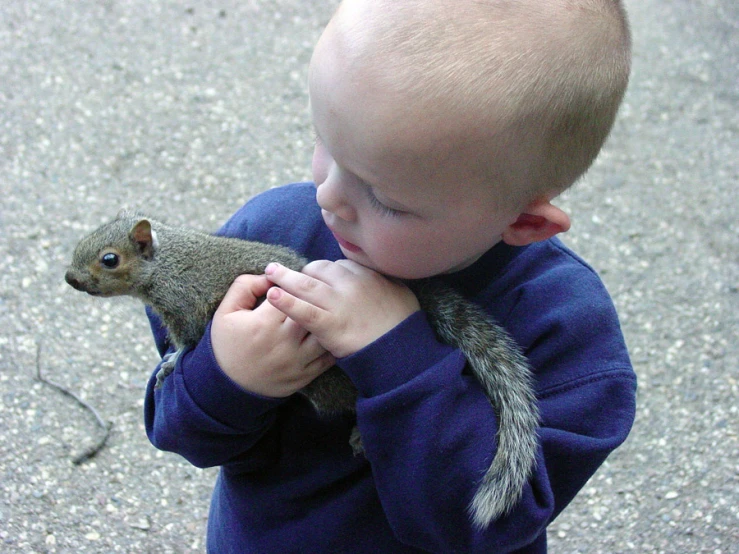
[[369, 195, 401, 216], [365, 187, 404, 217]]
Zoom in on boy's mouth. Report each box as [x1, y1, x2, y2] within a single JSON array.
[[326, 224, 362, 253]]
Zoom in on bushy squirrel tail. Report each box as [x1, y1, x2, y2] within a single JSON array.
[[464, 322, 538, 528], [412, 280, 539, 528]]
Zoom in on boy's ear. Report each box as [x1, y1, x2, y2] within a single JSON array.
[[502, 199, 571, 246]]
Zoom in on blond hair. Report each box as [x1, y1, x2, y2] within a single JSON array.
[[333, 0, 631, 205]]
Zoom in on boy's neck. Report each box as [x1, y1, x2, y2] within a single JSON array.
[[432, 241, 526, 298]]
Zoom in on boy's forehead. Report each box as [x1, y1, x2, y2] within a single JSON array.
[[309, 0, 545, 197], [311, 17, 459, 139], [310, 46, 509, 170], [309, 24, 398, 141], [309, 1, 520, 139]]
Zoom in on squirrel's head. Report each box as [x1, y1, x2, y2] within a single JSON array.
[[65, 215, 158, 298]]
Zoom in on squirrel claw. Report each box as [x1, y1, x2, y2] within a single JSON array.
[[154, 350, 181, 389], [154, 363, 173, 389], [349, 426, 365, 456]]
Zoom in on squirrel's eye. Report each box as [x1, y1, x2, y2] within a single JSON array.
[[101, 253, 120, 269]]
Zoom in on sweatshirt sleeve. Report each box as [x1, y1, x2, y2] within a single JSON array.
[[144, 315, 288, 470], [337, 280, 636, 552], [142, 184, 334, 474], [338, 312, 552, 552]]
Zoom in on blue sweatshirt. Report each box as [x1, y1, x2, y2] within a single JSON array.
[[144, 183, 636, 553]]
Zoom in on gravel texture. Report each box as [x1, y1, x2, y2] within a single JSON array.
[[0, 0, 736, 552]]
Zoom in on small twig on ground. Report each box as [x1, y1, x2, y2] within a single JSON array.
[[34, 343, 113, 464]]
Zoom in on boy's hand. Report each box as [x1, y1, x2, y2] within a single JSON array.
[[210, 274, 336, 398], [265, 260, 420, 358]]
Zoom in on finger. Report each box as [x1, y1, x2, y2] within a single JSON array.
[[333, 258, 373, 276], [303, 350, 336, 375], [299, 331, 328, 356], [265, 262, 331, 304], [301, 259, 353, 282], [299, 334, 336, 371], [266, 286, 328, 333], [217, 274, 271, 314], [335, 258, 406, 288], [251, 295, 289, 323], [282, 315, 309, 342]]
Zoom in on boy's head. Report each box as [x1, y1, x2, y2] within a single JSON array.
[[309, 0, 631, 279]]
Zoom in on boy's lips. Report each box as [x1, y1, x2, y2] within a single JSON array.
[[327, 225, 362, 253]]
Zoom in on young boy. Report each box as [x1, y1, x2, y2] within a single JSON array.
[[145, 0, 636, 552]]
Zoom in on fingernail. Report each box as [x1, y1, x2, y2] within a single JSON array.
[[265, 263, 278, 275]]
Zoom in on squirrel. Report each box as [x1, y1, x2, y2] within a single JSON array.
[[65, 211, 539, 527]]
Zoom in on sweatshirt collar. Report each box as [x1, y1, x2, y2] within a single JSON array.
[[435, 242, 526, 298]]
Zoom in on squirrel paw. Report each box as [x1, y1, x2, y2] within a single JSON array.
[[349, 426, 365, 456], [154, 350, 181, 389], [154, 364, 173, 389]]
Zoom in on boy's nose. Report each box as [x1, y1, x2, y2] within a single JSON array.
[[316, 178, 356, 222]]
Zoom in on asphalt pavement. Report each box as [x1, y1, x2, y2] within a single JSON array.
[[1, 0, 736, 552]]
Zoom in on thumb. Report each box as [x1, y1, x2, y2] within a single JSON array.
[[216, 274, 271, 314]]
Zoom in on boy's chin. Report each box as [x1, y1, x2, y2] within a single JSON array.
[[341, 248, 372, 268], [340, 248, 446, 280], [340, 249, 392, 276]]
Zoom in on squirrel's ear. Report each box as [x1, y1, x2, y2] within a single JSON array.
[[130, 220, 157, 259]]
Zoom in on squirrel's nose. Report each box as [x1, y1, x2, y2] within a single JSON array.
[[65, 271, 83, 291]]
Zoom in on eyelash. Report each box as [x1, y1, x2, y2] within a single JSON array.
[[365, 186, 403, 217], [314, 130, 404, 218]]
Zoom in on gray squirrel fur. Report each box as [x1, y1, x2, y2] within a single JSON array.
[[65, 211, 539, 527]]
